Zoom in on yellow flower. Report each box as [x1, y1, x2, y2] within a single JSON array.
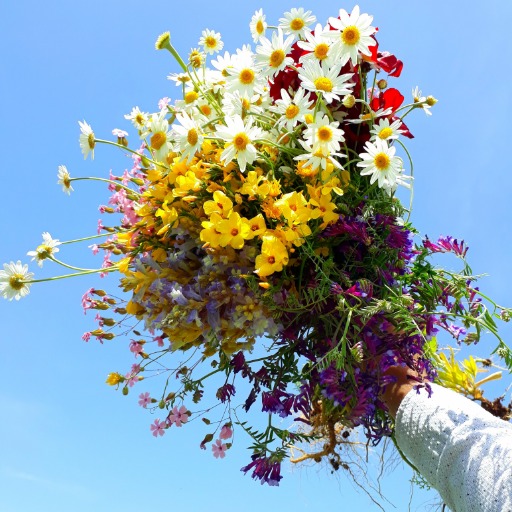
[[173, 170, 203, 199], [203, 190, 233, 217], [155, 200, 179, 235], [216, 211, 251, 249], [274, 191, 312, 225], [200, 212, 223, 248], [239, 170, 270, 199], [309, 192, 339, 226], [245, 214, 267, 240], [106, 372, 125, 386], [255, 235, 289, 277]]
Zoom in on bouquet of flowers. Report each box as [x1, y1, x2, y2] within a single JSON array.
[[3, 5, 511, 486]]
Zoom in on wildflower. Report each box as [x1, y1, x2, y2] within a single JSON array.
[[124, 106, 148, 130], [168, 405, 189, 427], [57, 165, 73, 194], [357, 138, 404, 190], [172, 113, 204, 163], [303, 112, 345, 153], [297, 23, 336, 66], [369, 118, 405, 141], [199, 28, 224, 55], [412, 86, 433, 116], [328, 5, 377, 66], [145, 111, 171, 162], [279, 8, 316, 38], [212, 439, 228, 459], [215, 115, 264, 172], [272, 87, 313, 132], [255, 235, 289, 278], [78, 120, 95, 160], [255, 29, 294, 78], [298, 60, 354, 104], [27, 232, 61, 267], [225, 52, 264, 97], [249, 9, 267, 42], [138, 392, 151, 408], [0, 261, 34, 301], [154, 31, 171, 51], [106, 372, 124, 386], [219, 424, 233, 439], [150, 418, 166, 437]]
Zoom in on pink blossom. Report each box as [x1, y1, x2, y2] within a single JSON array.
[[153, 336, 165, 347], [150, 419, 166, 437], [212, 439, 227, 459], [129, 341, 144, 356], [158, 97, 171, 109], [219, 424, 233, 440], [97, 219, 104, 234], [168, 405, 189, 427], [89, 244, 100, 255], [81, 288, 95, 314], [112, 128, 129, 138], [138, 392, 151, 408], [82, 332, 91, 342]]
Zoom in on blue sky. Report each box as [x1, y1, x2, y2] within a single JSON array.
[[1, 1, 511, 511]]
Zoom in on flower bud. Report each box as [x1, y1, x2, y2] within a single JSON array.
[[377, 79, 387, 90], [342, 94, 355, 109], [122, 386, 129, 395], [426, 95, 437, 107]]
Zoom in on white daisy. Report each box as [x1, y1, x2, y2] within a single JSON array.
[[78, 120, 95, 160], [369, 118, 405, 142], [124, 106, 149, 130], [303, 112, 345, 153], [225, 51, 264, 97], [328, 5, 377, 67], [272, 87, 313, 132], [57, 165, 73, 195], [210, 51, 237, 78], [357, 138, 404, 190], [199, 28, 224, 55], [298, 60, 354, 104], [294, 140, 344, 171], [215, 115, 264, 172], [145, 111, 172, 162], [297, 23, 336, 66], [250, 9, 267, 43], [27, 232, 61, 267], [172, 113, 205, 163], [0, 261, 34, 301], [348, 106, 393, 124], [222, 91, 263, 119], [255, 29, 294, 78], [412, 86, 433, 116], [279, 8, 316, 38], [167, 72, 192, 87]]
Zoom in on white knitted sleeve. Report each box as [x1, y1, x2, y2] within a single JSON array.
[[395, 382, 512, 512]]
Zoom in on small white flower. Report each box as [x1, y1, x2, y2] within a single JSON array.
[[167, 72, 192, 87], [78, 120, 95, 160], [222, 91, 262, 118], [255, 29, 294, 78], [145, 111, 172, 162], [279, 8, 316, 38], [124, 106, 149, 130], [327, 5, 377, 67], [298, 60, 354, 104], [172, 113, 204, 163], [225, 51, 265, 97], [357, 138, 404, 190], [57, 165, 73, 195], [27, 232, 61, 267], [215, 115, 264, 172], [294, 140, 345, 171], [0, 261, 34, 301], [369, 118, 405, 142], [412, 86, 433, 116], [297, 23, 336, 66], [199, 28, 224, 55], [303, 112, 345, 153], [249, 9, 267, 43], [272, 87, 313, 132]]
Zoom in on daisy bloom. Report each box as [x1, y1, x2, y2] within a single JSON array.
[[412, 86, 433, 116], [172, 113, 204, 163], [294, 140, 344, 171], [222, 91, 262, 119], [27, 232, 61, 267], [212, 439, 227, 459], [57, 165, 73, 195], [225, 52, 264, 97], [303, 112, 345, 153], [297, 23, 336, 66], [298, 60, 354, 104], [167, 72, 192, 87], [279, 8, 316, 38], [215, 115, 264, 172], [199, 28, 224, 55], [249, 9, 267, 43], [357, 138, 404, 190], [124, 106, 148, 130], [145, 111, 172, 162], [273, 87, 313, 132], [328, 5, 377, 67], [255, 29, 294, 78], [78, 120, 95, 160], [369, 118, 405, 142], [0, 261, 34, 301]]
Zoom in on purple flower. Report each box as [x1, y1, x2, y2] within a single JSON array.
[[241, 454, 282, 486], [423, 235, 468, 258], [216, 383, 236, 403]]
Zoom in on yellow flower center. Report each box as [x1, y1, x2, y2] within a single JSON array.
[[317, 126, 333, 142], [88, 133, 95, 150], [187, 128, 198, 146], [342, 26, 361, 46], [268, 256, 276, 264], [189, 50, 203, 68], [378, 127, 393, 140], [269, 49, 285, 68], [239, 68, 255, 85], [242, 98, 251, 111], [185, 91, 199, 104], [314, 43, 329, 60], [231, 228, 239, 236], [233, 132, 249, 150], [256, 20, 265, 34], [151, 132, 167, 150], [9, 274, 24, 290], [200, 104, 212, 116], [285, 104, 300, 119], [290, 18, 305, 31], [314, 77, 333, 93], [374, 152, 390, 170], [304, 113, 314, 124], [205, 36, 217, 49], [135, 114, 145, 126]]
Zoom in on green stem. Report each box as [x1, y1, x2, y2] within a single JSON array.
[[60, 233, 113, 245], [70, 176, 139, 195], [25, 266, 118, 284]]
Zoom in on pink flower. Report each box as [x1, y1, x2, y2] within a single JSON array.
[[158, 97, 171, 109], [153, 336, 164, 347], [81, 288, 95, 313], [138, 392, 151, 408], [168, 405, 189, 427], [219, 424, 233, 440], [82, 332, 91, 342], [89, 244, 100, 255], [150, 419, 166, 437], [129, 341, 144, 356], [212, 439, 227, 459], [112, 128, 129, 138]]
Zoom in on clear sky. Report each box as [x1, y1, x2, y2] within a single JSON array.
[[1, 1, 511, 511]]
